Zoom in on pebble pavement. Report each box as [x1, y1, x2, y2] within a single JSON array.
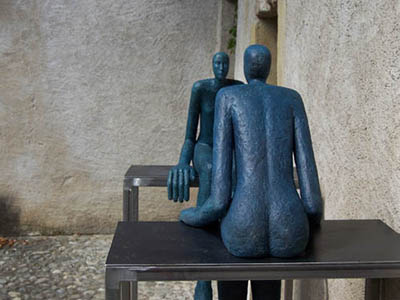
[[0, 235, 197, 300]]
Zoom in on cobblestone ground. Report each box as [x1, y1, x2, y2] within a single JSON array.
[[0, 235, 196, 300]]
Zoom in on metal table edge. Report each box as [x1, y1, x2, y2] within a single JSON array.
[[105, 261, 400, 270]]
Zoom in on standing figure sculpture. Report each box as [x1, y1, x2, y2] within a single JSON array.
[[167, 52, 242, 300], [180, 45, 323, 300]]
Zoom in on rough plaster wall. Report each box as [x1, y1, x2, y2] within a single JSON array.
[[250, 17, 277, 85], [0, 0, 234, 234], [235, 0, 257, 82], [282, 0, 400, 299], [234, 0, 277, 84], [217, 0, 238, 79]]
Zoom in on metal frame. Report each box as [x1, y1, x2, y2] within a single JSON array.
[[106, 260, 398, 300]]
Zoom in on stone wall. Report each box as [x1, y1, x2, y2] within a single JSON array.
[[281, 0, 400, 299], [0, 0, 236, 234]]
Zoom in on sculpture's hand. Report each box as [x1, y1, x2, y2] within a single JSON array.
[[167, 164, 195, 202], [179, 207, 199, 226]]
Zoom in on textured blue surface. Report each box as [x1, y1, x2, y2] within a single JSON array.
[[167, 52, 242, 205], [180, 45, 323, 259], [167, 52, 242, 300]]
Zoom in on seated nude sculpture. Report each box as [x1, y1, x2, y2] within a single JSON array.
[[167, 52, 242, 300], [180, 45, 323, 299]]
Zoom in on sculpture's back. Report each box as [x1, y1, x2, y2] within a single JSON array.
[[219, 83, 313, 258]]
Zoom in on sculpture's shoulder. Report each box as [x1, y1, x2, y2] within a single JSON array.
[[283, 87, 304, 111], [192, 79, 213, 91], [267, 85, 303, 107], [282, 86, 302, 101]]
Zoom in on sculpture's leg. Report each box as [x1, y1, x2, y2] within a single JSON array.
[[192, 142, 213, 299], [194, 281, 213, 300], [193, 143, 213, 207], [251, 280, 281, 300], [217, 281, 248, 300]]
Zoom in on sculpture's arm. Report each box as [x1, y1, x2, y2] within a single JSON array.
[[178, 82, 201, 165], [180, 91, 233, 227], [167, 83, 200, 202], [293, 93, 323, 226]]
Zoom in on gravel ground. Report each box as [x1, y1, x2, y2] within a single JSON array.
[[0, 235, 196, 300]]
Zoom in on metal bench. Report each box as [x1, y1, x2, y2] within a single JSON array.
[[106, 220, 400, 300]]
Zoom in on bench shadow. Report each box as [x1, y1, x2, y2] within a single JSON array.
[[0, 195, 21, 235]]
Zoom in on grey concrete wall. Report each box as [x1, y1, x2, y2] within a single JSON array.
[[281, 0, 400, 299], [0, 0, 236, 234]]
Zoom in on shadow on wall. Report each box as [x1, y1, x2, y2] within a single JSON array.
[[0, 195, 21, 235]]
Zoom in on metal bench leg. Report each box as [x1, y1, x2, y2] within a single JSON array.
[[121, 282, 130, 300], [283, 280, 293, 300], [123, 184, 139, 222], [106, 269, 137, 300], [365, 278, 383, 300], [123, 184, 130, 222], [120, 282, 137, 300], [105, 269, 120, 300], [130, 186, 139, 222], [130, 282, 138, 300]]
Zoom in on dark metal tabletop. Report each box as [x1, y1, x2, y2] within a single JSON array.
[[106, 220, 400, 280]]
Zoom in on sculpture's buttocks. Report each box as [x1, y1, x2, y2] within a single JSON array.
[[220, 84, 311, 258]]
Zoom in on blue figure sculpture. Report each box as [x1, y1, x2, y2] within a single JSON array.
[[180, 45, 323, 299], [167, 52, 242, 300]]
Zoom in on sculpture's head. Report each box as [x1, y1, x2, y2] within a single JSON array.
[[244, 44, 271, 83], [213, 52, 229, 81]]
